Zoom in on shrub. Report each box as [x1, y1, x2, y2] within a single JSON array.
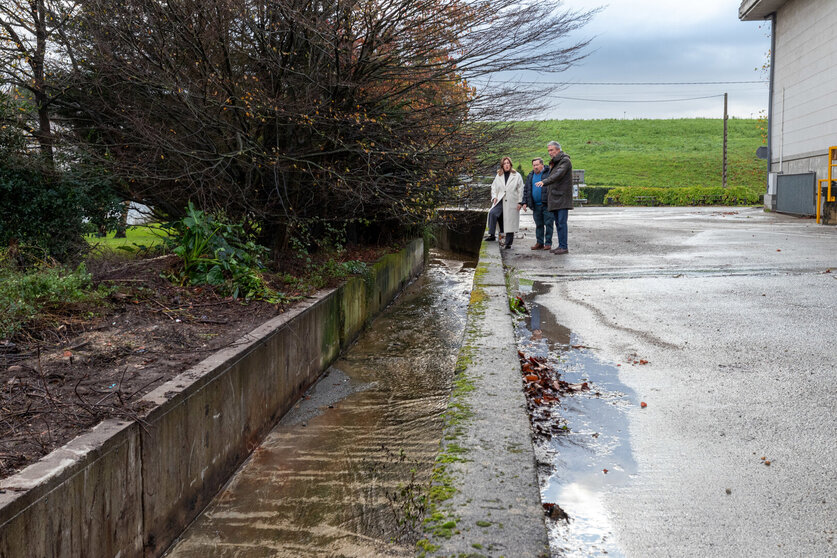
[[0, 165, 123, 263], [606, 186, 761, 206], [0, 168, 85, 262], [163, 202, 281, 301], [579, 187, 612, 205]]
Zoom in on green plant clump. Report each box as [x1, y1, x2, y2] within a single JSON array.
[[164, 202, 280, 301], [290, 259, 369, 292], [0, 259, 105, 339]]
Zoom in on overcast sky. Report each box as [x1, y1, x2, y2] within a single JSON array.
[[495, 0, 771, 120]]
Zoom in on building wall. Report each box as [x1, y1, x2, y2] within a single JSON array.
[[772, 0, 837, 178]]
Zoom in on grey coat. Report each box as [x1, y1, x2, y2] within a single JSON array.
[[543, 152, 573, 212]]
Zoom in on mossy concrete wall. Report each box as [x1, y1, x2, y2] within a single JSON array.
[[0, 239, 423, 558]]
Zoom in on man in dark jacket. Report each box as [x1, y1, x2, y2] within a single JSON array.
[[537, 141, 573, 255], [521, 157, 554, 250]]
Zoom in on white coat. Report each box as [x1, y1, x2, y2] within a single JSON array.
[[490, 170, 524, 234]]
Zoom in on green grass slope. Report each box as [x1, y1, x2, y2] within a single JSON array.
[[504, 118, 766, 191]]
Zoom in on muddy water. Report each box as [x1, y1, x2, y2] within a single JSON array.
[[516, 281, 637, 558], [166, 250, 476, 558]]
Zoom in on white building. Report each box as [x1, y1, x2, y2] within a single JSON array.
[[739, 0, 837, 215]]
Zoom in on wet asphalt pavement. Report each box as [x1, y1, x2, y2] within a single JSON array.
[[503, 206, 837, 557]]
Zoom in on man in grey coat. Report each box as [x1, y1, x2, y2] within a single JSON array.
[[536, 141, 573, 255]]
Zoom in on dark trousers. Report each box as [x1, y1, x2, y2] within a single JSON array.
[[487, 203, 504, 236], [551, 209, 568, 250], [532, 203, 554, 246]]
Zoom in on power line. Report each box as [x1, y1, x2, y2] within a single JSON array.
[[536, 80, 765, 85], [545, 94, 726, 103], [472, 80, 767, 86]]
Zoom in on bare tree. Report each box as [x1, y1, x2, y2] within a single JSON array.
[[0, 0, 81, 166], [62, 0, 595, 255]]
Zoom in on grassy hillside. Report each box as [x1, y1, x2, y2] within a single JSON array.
[[502, 118, 766, 191]]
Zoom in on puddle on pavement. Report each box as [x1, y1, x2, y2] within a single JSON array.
[[166, 249, 476, 557], [516, 280, 637, 558]]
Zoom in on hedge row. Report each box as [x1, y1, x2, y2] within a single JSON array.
[[578, 187, 611, 205], [579, 186, 761, 206]]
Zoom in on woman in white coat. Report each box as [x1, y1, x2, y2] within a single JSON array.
[[485, 157, 524, 249]]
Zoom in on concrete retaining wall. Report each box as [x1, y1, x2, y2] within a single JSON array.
[[434, 209, 488, 256], [0, 239, 424, 558]]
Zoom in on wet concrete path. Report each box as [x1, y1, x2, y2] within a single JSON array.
[[166, 250, 476, 557], [504, 207, 837, 557], [514, 280, 635, 557]]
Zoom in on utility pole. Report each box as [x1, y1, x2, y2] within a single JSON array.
[[723, 92, 728, 188]]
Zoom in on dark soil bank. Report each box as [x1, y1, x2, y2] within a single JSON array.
[[0, 254, 283, 477]]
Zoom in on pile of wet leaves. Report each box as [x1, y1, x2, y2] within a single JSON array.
[[518, 350, 590, 440]]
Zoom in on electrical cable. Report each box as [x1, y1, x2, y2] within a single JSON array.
[[544, 94, 726, 103], [470, 80, 767, 86]]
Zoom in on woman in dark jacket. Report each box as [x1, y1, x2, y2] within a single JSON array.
[[537, 141, 573, 255]]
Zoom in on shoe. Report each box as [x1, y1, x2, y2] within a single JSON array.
[[550, 248, 569, 255], [544, 244, 552, 250], [504, 244, 513, 249], [484, 236, 496, 241], [531, 243, 544, 250]]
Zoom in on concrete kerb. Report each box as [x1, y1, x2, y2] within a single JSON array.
[[426, 239, 548, 557], [0, 239, 424, 558]]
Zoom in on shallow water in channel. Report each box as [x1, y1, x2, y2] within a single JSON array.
[[166, 250, 476, 557]]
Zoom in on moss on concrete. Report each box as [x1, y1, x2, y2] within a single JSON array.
[[423, 241, 492, 549]]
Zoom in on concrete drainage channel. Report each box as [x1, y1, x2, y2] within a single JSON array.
[[0, 210, 504, 557], [165, 248, 479, 556], [0, 210, 565, 557], [422, 241, 549, 557]]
